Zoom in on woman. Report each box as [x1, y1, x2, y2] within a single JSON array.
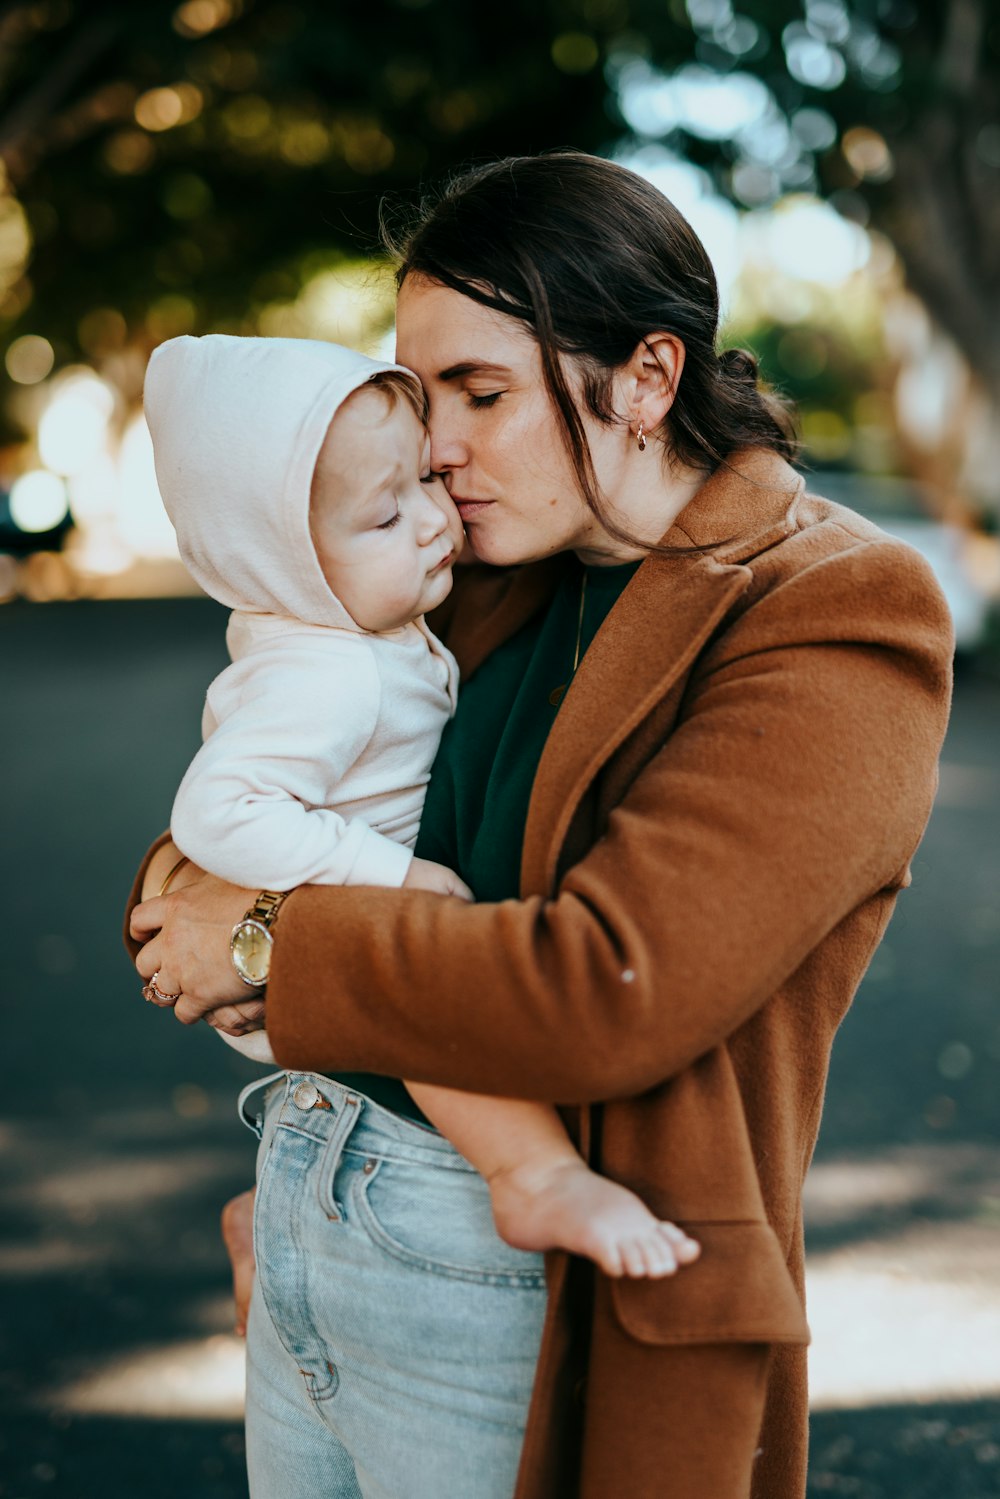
[[127, 152, 953, 1499]]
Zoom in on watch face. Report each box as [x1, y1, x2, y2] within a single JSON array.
[[232, 920, 271, 986]]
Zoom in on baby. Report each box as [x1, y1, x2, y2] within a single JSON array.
[[144, 334, 699, 1321]]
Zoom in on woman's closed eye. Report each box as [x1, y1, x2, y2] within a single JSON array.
[[466, 391, 503, 410]]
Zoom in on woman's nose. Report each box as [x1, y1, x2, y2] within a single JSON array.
[[427, 417, 467, 478]]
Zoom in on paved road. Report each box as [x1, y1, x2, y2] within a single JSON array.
[[1, 599, 998, 1497]]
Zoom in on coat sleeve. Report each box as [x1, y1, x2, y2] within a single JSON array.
[[170, 639, 413, 890], [260, 539, 954, 1101]]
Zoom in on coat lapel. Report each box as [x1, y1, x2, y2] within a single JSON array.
[[521, 452, 804, 897]]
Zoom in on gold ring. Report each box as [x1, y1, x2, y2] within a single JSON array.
[[142, 970, 181, 1004]]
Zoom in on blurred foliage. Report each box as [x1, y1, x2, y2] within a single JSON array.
[[0, 0, 634, 388], [734, 317, 891, 467], [0, 0, 997, 419], [618, 0, 1000, 408]]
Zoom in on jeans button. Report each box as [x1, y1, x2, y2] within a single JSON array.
[[292, 1080, 320, 1110]]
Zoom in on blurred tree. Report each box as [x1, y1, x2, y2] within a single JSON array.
[[0, 0, 635, 392], [621, 0, 1000, 416], [0, 0, 997, 411]]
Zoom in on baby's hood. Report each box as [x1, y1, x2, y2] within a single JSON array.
[[144, 334, 420, 629]]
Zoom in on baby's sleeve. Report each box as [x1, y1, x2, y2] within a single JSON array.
[[170, 638, 413, 890]]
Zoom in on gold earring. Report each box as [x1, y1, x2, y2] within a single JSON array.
[[636, 421, 646, 452]]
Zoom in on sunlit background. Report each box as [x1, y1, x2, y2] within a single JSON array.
[[1, 0, 999, 646], [2, 3, 999, 1495]]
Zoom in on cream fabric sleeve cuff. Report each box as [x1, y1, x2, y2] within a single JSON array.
[[343, 827, 414, 888]]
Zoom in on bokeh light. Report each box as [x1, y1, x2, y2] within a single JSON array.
[[5, 334, 55, 385], [134, 84, 203, 133], [172, 0, 238, 38], [102, 130, 157, 175], [115, 413, 181, 558], [791, 107, 838, 152], [257, 260, 395, 347], [842, 126, 894, 182], [782, 24, 848, 89], [0, 193, 32, 301], [762, 196, 870, 284], [37, 373, 116, 477], [9, 471, 69, 534], [617, 59, 770, 142]]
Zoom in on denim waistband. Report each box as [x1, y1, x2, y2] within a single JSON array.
[[237, 1070, 475, 1172]]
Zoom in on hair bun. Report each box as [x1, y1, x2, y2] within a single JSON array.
[[718, 347, 759, 385]]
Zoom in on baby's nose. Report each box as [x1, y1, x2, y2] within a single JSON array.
[[419, 492, 450, 540]]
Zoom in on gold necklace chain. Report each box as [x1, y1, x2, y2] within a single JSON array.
[[548, 571, 587, 707]]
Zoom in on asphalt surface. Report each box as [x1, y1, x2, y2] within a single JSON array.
[[2, 597, 998, 1498]]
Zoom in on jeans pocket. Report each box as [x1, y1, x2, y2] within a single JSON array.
[[352, 1157, 547, 1287]]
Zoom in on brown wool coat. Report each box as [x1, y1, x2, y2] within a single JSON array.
[[127, 450, 953, 1498]]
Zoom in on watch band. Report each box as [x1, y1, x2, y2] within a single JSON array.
[[243, 889, 289, 930]]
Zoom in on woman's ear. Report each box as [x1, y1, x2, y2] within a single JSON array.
[[623, 333, 687, 435]]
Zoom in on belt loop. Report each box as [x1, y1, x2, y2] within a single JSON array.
[[237, 1069, 287, 1139]]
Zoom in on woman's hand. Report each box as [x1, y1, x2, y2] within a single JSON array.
[[403, 857, 474, 901], [132, 867, 265, 1029]]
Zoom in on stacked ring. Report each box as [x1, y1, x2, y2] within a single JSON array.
[[142, 970, 181, 1004]]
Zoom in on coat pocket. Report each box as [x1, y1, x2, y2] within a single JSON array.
[[609, 1219, 810, 1346]]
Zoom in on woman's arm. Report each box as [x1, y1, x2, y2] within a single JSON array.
[[127, 836, 267, 1032], [265, 540, 952, 1101], [130, 830, 173, 911], [141, 838, 191, 902], [131, 540, 951, 1095]]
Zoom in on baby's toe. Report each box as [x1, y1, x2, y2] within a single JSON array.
[[596, 1237, 625, 1278], [657, 1222, 700, 1261], [620, 1239, 651, 1278], [642, 1236, 678, 1278]]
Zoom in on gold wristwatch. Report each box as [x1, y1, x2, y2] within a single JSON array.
[[230, 889, 289, 987]]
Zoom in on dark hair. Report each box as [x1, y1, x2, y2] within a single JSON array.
[[381, 152, 797, 555]]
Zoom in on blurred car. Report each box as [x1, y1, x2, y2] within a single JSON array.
[[807, 471, 1000, 655]]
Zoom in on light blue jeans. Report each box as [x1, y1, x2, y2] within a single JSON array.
[[239, 1071, 548, 1499]]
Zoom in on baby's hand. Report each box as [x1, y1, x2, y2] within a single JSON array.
[[403, 857, 474, 901]]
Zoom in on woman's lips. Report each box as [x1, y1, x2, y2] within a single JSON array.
[[453, 499, 495, 519]]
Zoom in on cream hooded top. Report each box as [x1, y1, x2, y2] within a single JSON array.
[[144, 335, 459, 1057]]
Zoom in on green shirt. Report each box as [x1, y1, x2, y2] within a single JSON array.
[[332, 557, 643, 1123]]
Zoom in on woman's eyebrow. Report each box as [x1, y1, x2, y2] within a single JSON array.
[[437, 361, 511, 382]]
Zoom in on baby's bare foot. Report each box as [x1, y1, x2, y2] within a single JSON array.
[[487, 1157, 700, 1278], [221, 1187, 256, 1336]]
